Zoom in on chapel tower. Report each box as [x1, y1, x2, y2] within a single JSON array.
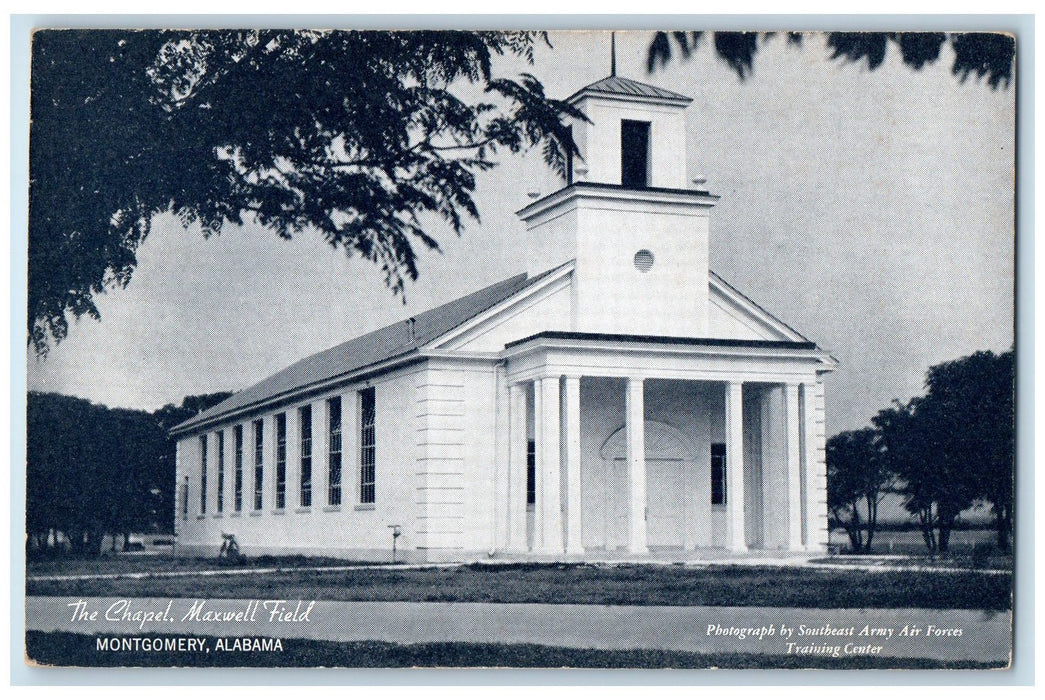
[[517, 72, 718, 338]]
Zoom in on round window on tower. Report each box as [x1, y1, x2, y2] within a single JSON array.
[[634, 249, 655, 273]]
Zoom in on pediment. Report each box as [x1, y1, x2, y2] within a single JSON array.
[[706, 271, 808, 343], [427, 262, 575, 353]]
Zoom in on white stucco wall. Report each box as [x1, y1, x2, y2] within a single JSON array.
[[573, 206, 709, 338], [414, 359, 501, 557], [175, 365, 422, 559], [520, 191, 714, 339], [522, 206, 578, 277]]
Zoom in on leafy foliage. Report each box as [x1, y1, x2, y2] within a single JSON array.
[[826, 427, 893, 553], [29, 30, 583, 354], [869, 349, 1014, 554], [920, 350, 1014, 551], [26, 391, 231, 556], [648, 31, 1015, 89]]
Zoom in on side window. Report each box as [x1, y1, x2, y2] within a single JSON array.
[[359, 387, 376, 504], [233, 425, 244, 512], [299, 405, 312, 508], [711, 443, 727, 506], [526, 439, 536, 506], [275, 413, 287, 510], [181, 476, 189, 520], [328, 397, 342, 506], [252, 419, 264, 510], [216, 431, 225, 513], [199, 434, 208, 514]]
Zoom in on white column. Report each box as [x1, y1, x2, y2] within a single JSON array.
[[800, 382, 820, 551], [564, 376, 583, 554], [626, 377, 648, 554], [533, 381, 543, 548], [758, 388, 776, 548], [785, 383, 803, 550], [536, 376, 564, 553], [493, 366, 511, 550], [725, 381, 747, 552], [507, 382, 528, 552]]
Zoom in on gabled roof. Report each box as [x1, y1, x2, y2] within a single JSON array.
[[567, 75, 693, 105], [171, 265, 562, 435], [708, 270, 811, 343], [173, 259, 829, 436]]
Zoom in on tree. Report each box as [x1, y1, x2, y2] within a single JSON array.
[[921, 350, 1015, 551], [826, 427, 893, 553], [29, 30, 583, 355], [27, 392, 117, 555], [26, 392, 95, 552], [26, 390, 233, 557], [647, 31, 1014, 89], [873, 400, 951, 554], [871, 349, 1014, 555]]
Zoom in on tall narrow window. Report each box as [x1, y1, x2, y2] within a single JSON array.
[[711, 443, 727, 506], [253, 419, 264, 511], [216, 431, 225, 513], [299, 405, 312, 508], [526, 439, 536, 506], [359, 387, 376, 504], [621, 119, 651, 188], [181, 476, 189, 520], [233, 425, 244, 512], [199, 435, 208, 514], [275, 413, 287, 510], [328, 397, 343, 506]]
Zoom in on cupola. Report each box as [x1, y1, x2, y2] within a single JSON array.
[[565, 74, 692, 189], [517, 71, 718, 339]]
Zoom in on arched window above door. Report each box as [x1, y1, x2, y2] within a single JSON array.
[[599, 420, 695, 461]]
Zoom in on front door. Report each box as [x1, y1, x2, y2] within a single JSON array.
[[599, 420, 696, 551], [647, 458, 686, 548]]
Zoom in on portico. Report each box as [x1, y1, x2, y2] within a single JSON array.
[[501, 332, 831, 556]]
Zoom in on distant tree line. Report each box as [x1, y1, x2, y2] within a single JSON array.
[[26, 391, 230, 557], [827, 349, 1014, 555]]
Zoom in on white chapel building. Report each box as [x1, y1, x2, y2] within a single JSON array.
[[172, 73, 838, 560]]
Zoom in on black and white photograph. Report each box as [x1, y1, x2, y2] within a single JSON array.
[[19, 22, 1019, 674]]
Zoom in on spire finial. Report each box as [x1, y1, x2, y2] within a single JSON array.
[[610, 32, 617, 76]]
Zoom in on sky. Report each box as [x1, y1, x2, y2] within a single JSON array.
[[25, 30, 1016, 436]]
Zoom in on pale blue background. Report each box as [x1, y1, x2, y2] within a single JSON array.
[[10, 13, 1035, 687]]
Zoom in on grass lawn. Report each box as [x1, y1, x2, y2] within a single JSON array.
[[26, 554, 368, 578], [827, 528, 1013, 570], [24, 631, 1006, 670], [26, 561, 1012, 610]]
